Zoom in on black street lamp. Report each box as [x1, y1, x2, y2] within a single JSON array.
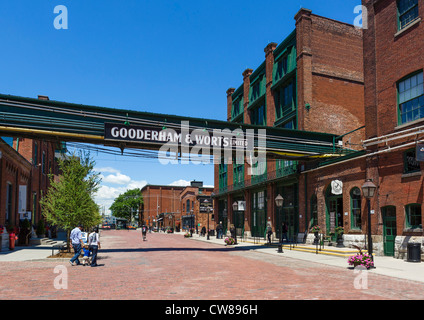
[[275, 194, 284, 253], [361, 178, 377, 266]]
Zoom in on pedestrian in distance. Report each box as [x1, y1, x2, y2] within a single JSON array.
[[267, 223, 273, 245], [229, 224, 236, 239], [216, 221, 223, 239], [282, 222, 288, 243], [142, 224, 148, 241], [69, 224, 84, 266], [88, 227, 100, 267]]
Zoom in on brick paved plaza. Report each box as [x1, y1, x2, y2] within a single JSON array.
[[1, 229, 424, 302]]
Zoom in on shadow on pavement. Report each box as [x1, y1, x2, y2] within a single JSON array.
[[100, 245, 269, 253]]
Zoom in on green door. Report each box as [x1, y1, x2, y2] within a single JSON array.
[[327, 197, 343, 241], [382, 206, 397, 256], [252, 190, 266, 238]]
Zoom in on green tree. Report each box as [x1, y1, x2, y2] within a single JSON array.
[[40, 152, 102, 247], [110, 188, 143, 224]]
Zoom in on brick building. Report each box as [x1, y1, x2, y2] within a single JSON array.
[[140, 184, 184, 229], [0, 136, 61, 238], [359, 0, 424, 258], [0, 95, 63, 247], [141, 181, 214, 232], [214, 8, 365, 240], [180, 181, 214, 232]]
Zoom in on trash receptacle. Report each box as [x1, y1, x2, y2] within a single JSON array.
[[407, 242, 421, 262]]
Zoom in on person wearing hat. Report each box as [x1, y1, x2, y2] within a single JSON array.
[[69, 224, 84, 266]]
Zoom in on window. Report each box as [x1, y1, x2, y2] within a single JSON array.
[[257, 191, 265, 210], [33, 142, 38, 166], [275, 55, 288, 81], [42, 151, 46, 174], [404, 148, 421, 173], [310, 195, 318, 227], [274, 79, 295, 120], [398, 71, 424, 124], [232, 95, 243, 120], [405, 203, 422, 229], [219, 163, 227, 191], [250, 104, 266, 126], [186, 199, 190, 213], [233, 156, 244, 188], [350, 188, 362, 230], [398, 0, 419, 30], [6, 183, 13, 224]]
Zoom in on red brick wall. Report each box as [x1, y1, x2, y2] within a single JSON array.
[[0, 141, 31, 227], [299, 157, 369, 234], [296, 9, 365, 147], [141, 185, 184, 227], [363, 0, 424, 138]]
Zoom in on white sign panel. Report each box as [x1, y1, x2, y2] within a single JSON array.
[[238, 201, 246, 211], [331, 180, 343, 195]]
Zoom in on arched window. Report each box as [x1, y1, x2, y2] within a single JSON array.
[[350, 187, 362, 230], [186, 199, 190, 213]]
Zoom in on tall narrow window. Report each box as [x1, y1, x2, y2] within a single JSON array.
[[33, 142, 38, 166], [350, 188, 362, 230], [6, 183, 13, 224], [42, 151, 46, 174], [310, 195, 318, 228], [398, 0, 419, 30], [251, 104, 266, 126], [398, 71, 424, 124]]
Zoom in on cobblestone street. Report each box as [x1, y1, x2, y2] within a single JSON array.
[[1, 229, 424, 301]]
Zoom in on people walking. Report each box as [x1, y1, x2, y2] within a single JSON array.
[[69, 224, 84, 266], [267, 223, 273, 245], [88, 227, 100, 267], [141, 224, 148, 241], [216, 222, 223, 239]]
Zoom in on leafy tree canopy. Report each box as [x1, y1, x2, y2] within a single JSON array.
[[110, 188, 143, 222], [40, 151, 102, 232]]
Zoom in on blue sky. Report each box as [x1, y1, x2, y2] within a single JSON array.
[[0, 0, 362, 213]]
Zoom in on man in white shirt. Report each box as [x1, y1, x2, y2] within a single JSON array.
[[69, 224, 84, 266]]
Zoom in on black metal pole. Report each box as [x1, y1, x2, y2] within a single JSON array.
[[367, 198, 374, 265], [207, 209, 210, 240]]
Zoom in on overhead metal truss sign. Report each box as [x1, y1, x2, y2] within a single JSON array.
[[0, 93, 352, 161]]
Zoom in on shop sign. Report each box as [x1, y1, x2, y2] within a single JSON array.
[[104, 123, 249, 149], [331, 180, 343, 195], [238, 201, 246, 211]]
